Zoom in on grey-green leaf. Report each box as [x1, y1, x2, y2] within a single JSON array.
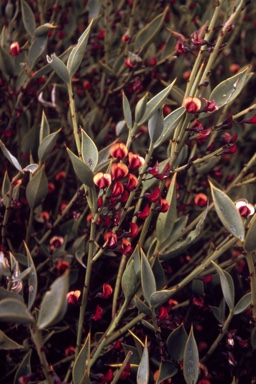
[[210, 181, 245, 241], [137, 338, 149, 384], [212, 261, 235, 311], [81, 129, 98, 171], [34, 23, 57, 37], [154, 106, 185, 148], [24, 242, 38, 311], [21, 0, 36, 37], [28, 35, 48, 69], [0, 140, 23, 173], [245, 213, 256, 252], [156, 361, 178, 383], [72, 333, 91, 384], [39, 111, 50, 144], [166, 323, 188, 362], [210, 66, 251, 109], [150, 288, 176, 308], [138, 79, 176, 125], [37, 270, 69, 329], [121, 258, 138, 301], [148, 108, 164, 143], [38, 129, 61, 162], [141, 251, 156, 306], [234, 292, 251, 315], [46, 54, 70, 84], [0, 298, 35, 324], [26, 166, 48, 209], [0, 330, 23, 350], [66, 147, 94, 187], [13, 350, 32, 384], [122, 91, 132, 129], [183, 326, 199, 384], [67, 20, 93, 77]]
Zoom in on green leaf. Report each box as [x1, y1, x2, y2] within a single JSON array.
[[0, 46, 14, 76], [137, 338, 149, 384], [38, 129, 61, 162], [251, 326, 256, 349], [121, 258, 138, 301], [26, 165, 48, 209], [67, 20, 94, 77], [21, 0, 36, 37], [210, 181, 245, 241], [138, 79, 176, 125], [157, 173, 177, 244], [141, 251, 156, 306], [0, 140, 23, 173], [135, 93, 148, 124], [1, 170, 10, 198], [159, 208, 207, 260], [156, 361, 178, 383], [34, 23, 57, 37], [245, 214, 256, 251], [122, 91, 132, 129], [183, 326, 199, 384], [66, 147, 94, 187], [135, 296, 152, 316], [72, 333, 91, 384], [0, 298, 35, 324], [154, 106, 185, 148], [148, 108, 164, 143], [210, 298, 226, 324], [37, 270, 69, 329], [212, 261, 235, 311], [23, 164, 38, 173], [209, 66, 251, 109], [166, 323, 187, 362], [87, 0, 101, 20], [24, 242, 38, 311], [0, 330, 23, 350], [234, 292, 251, 315], [46, 54, 70, 84], [150, 288, 176, 308], [134, 7, 168, 51], [0, 287, 24, 302], [28, 35, 48, 69], [14, 350, 32, 384], [81, 128, 98, 171], [39, 111, 50, 144], [152, 256, 166, 291]]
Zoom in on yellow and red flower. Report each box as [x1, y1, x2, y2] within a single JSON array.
[[93, 172, 112, 189], [110, 142, 128, 159]]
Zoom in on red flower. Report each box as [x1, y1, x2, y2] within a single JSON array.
[[183, 96, 201, 113], [126, 173, 138, 190], [67, 290, 81, 304], [175, 39, 187, 54], [126, 222, 139, 238], [194, 193, 208, 207], [112, 181, 124, 197], [235, 199, 255, 218], [10, 41, 20, 56], [92, 305, 103, 321], [93, 172, 111, 189], [145, 186, 161, 203], [55, 260, 69, 275], [97, 283, 113, 299], [121, 238, 132, 255], [128, 152, 145, 169], [137, 204, 150, 219], [202, 98, 218, 113], [110, 142, 128, 159], [111, 163, 129, 180], [159, 198, 170, 213], [104, 232, 118, 248]]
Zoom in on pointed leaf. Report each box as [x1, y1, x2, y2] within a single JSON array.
[[0, 330, 23, 350], [122, 91, 132, 129], [1, 170, 10, 197], [67, 20, 94, 77], [167, 324, 188, 362], [14, 350, 32, 384], [150, 288, 176, 308], [154, 106, 185, 148], [38, 129, 61, 162], [46, 54, 70, 84], [24, 242, 38, 311], [28, 35, 48, 69], [138, 79, 176, 125], [156, 360, 178, 383], [72, 333, 91, 384], [234, 292, 251, 315], [210, 181, 245, 241], [210, 66, 251, 109], [135, 7, 168, 51], [37, 269, 69, 329], [66, 147, 94, 187], [141, 251, 156, 306], [148, 108, 164, 143], [121, 258, 138, 301], [23, 164, 38, 173], [21, 0, 36, 37], [81, 129, 98, 171], [87, 0, 101, 20], [34, 23, 58, 37], [183, 326, 199, 384], [135, 93, 148, 124], [157, 173, 177, 243], [210, 298, 226, 324], [0, 298, 35, 324], [152, 256, 166, 291], [212, 261, 235, 311], [245, 213, 256, 251], [137, 338, 149, 384], [26, 165, 48, 209], [39, 110, 50, 144], [135, 296, 152, 316], [0, 140, 23, 173]]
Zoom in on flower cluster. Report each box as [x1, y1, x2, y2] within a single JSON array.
[[92, 143, 170, 255]]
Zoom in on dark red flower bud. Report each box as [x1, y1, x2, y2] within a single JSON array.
[[97, 283, 113, 299], [104, 232, 117, 248], [121, 238, 132, 255], [159, 198, 170, 212], [126, 173, 138, 190], [92, 305, 103, 321], [10, 41, 20, 56], [145, 186, 161, 203], [112, 181, 124, 197], [137, 204, 150, 219]]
